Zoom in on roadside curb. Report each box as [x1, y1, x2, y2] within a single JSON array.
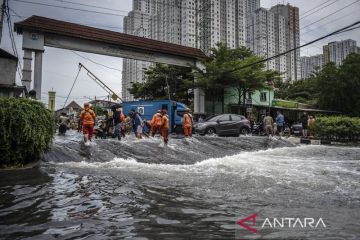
[[288, 137, 359, 146]]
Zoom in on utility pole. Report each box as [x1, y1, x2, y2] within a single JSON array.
[[0, 0, 6, 45]]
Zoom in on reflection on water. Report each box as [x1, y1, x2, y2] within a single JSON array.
[[0, 132, 359, 239]]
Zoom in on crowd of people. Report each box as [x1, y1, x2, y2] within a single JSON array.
[[57, 103, 194, 146], [260, 111, 316, 138], [262, 111, 286, 138], [58, 103, 318, 145], [301, 112, 316, 138]]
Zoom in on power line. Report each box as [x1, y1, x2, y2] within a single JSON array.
[[4, 0, 22, 80], [62, 67, 82, 109], [302, 7, 359, 36], [9, 12, 124, 30], [71, 51, 122, 72], [300, 0, 333, 16], [11, 0, 209, 18], [300, 0, 360, 30], [11, 0, 128, 17], [300, 0, 339, 20], [50, 0, 129, 14]]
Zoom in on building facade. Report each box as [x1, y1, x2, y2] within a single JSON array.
[[122, 7, 153, 101], [0, 48, 26, 97], [122, 0, 261, 101], [247, 4, 300, 82], [323, 39, 358, 66], [300, 54, 323, 79]]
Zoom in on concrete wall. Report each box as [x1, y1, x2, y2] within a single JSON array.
[[0, 58, 17, 85]]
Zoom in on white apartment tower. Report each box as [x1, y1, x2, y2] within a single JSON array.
[[122, 0, 261, 100], [247, 4, 300, 81], [197, 0, 259, 53], [323, 39, 358, 66], [300, 54, 323, 79], [271, 4, 301, 81], [246, 8, 277, 72]]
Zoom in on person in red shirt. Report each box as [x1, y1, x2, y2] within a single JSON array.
[[80, 103, 96, 145]]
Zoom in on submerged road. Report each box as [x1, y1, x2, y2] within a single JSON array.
[[0, 131, 359, 239]]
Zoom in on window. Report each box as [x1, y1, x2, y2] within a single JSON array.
[[260, 92, 267, 102], [206, 115, 221, 122], [231, 115, 243, 121], [218, 115, 230, 122]]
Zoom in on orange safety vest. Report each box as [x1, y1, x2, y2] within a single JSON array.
[[120, 113, 126, 122], [162, 114, 169, 129], [151, 113, 163, 128], [183, 113, 193, 127], [80, 108, 96, 125]]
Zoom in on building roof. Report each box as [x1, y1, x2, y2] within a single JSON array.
[[14, 15, 208, 61], [56, 101, 82, 112], [65, 101, 82, 109], [0, 48, 18, 60]]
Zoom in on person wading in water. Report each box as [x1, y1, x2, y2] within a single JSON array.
[[161, 109, 169, 145], [182, 108, 193, 137], [80, 103, 96, 146], [150, 110, 163, 137]]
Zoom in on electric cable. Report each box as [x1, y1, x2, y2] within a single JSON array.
[[300, 0, 360, 30], [62, 67, 81, 109], [300, 0, 339, 20], [71, 51, 122, 72]]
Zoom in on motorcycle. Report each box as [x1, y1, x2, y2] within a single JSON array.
[[251, 122, 266, 136]]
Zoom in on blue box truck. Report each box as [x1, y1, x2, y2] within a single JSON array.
[[122, 100, 188, 133]]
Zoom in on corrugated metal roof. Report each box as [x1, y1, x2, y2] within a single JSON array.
[[14, 16, 208, 61]]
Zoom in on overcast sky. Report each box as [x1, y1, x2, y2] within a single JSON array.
[[1, 0, 359, 109]]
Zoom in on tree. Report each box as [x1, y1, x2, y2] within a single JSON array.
[[128, 64, 194, 106], [273, 53, 360, 116], [316, 54, 360, 116], [192, 43, 250, 113], [274, 77, 318, 105], [192, 42, 280, 114]]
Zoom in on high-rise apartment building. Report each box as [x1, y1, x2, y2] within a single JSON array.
[[247, 4, 300, 82], [122, 9, 152, 101], [300, 54, 323, 79], [323, 39, 358, 66], [197, 0, 257, 53], [122, 0, 260, 100]]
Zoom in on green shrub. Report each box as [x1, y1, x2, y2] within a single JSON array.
[[312, 116, 360, 142], [0, 97, 55, 167]]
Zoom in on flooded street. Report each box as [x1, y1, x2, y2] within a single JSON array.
[[0, 132, 359, 239]]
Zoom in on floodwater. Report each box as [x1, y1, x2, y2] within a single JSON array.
[[0, 131, 359, 240]]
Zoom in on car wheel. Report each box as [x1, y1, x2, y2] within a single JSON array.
[[239, 127, 250, 135], [206, 127, 216, 135]]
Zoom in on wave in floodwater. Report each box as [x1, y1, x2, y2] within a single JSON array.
[[1, 131, 360, 240], [45, 130, 295, 165]]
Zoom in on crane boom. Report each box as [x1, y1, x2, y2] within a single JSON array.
[[78, 63, 123, 103]]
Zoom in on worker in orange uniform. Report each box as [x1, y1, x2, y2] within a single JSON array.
[[80, 102, 96, 145], [161, 109, 169, 145], [150, 110, 163, 137], [182, 108, 193, 137]]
